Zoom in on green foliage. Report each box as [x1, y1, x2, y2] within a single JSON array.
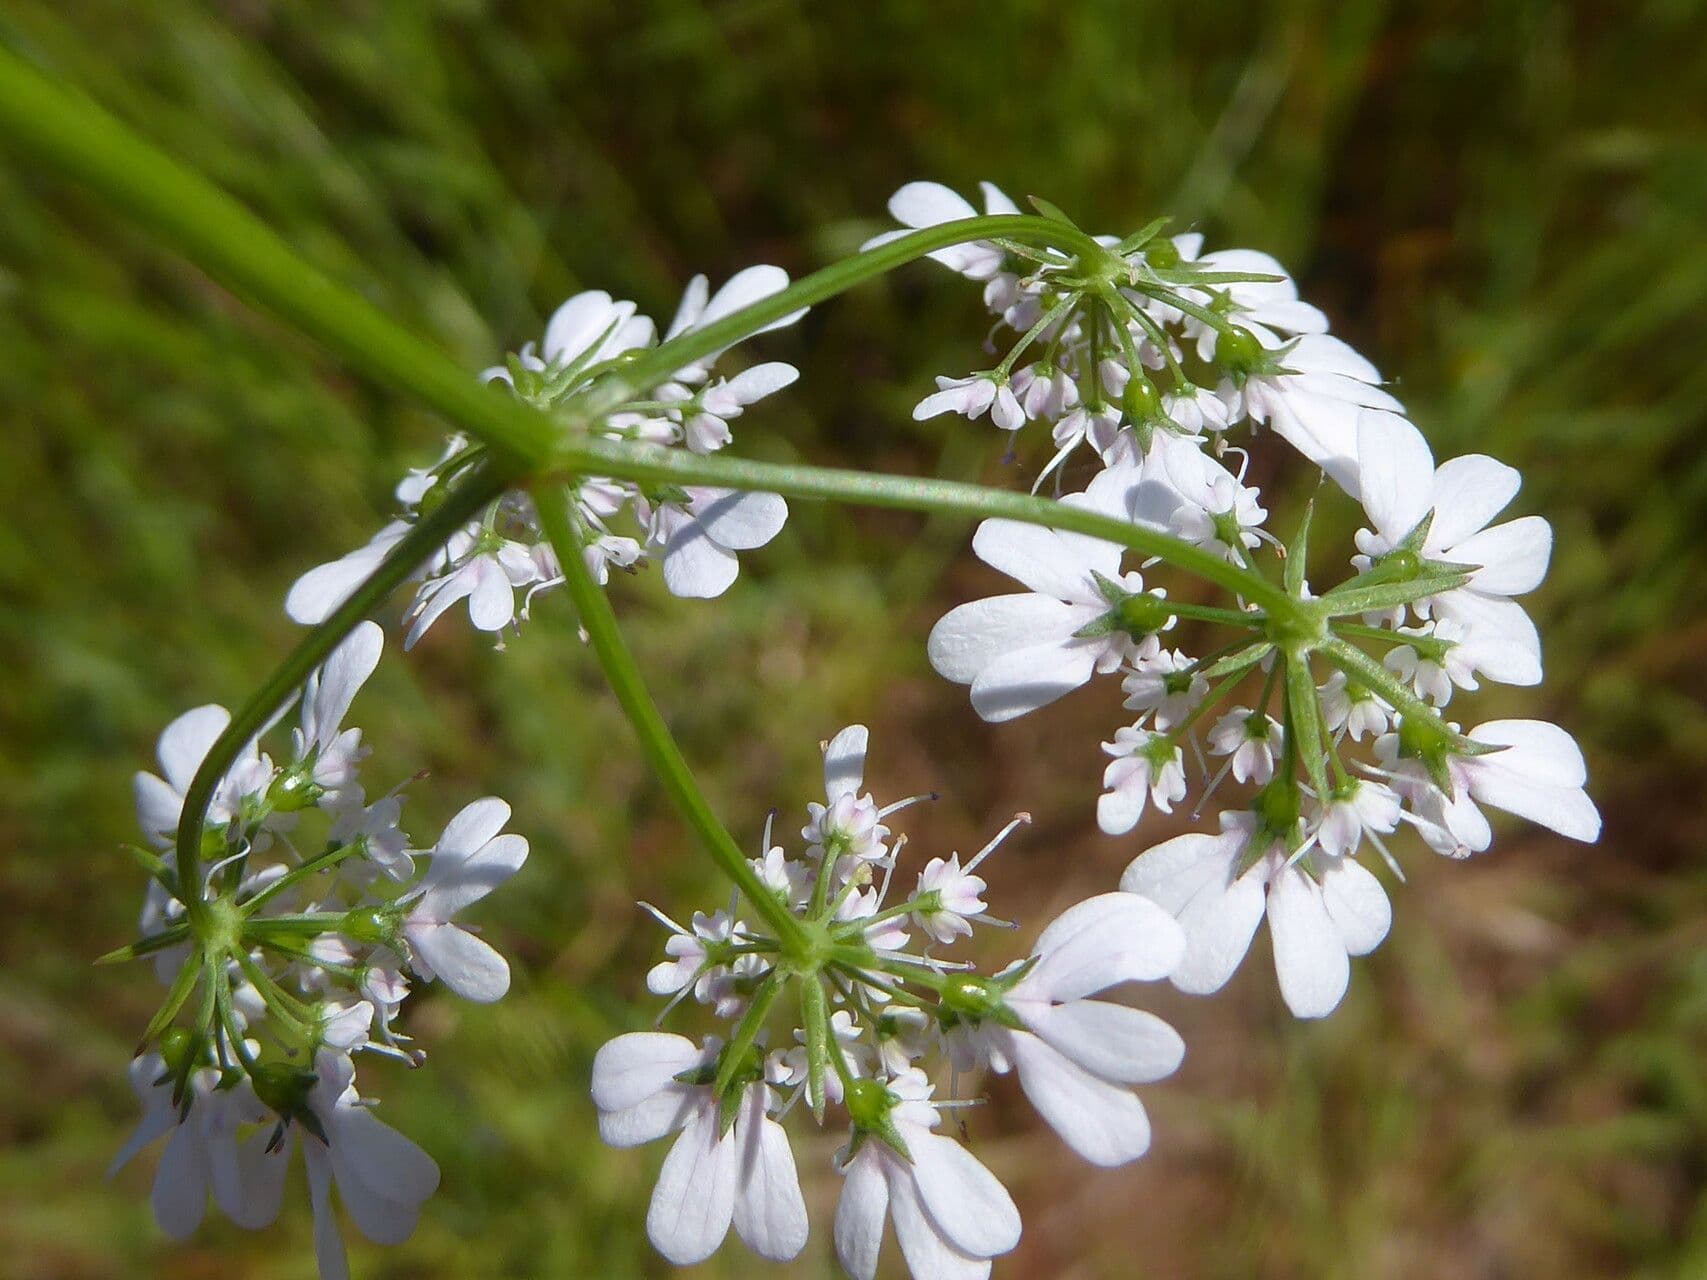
[[0, 1, 1702, 1275]]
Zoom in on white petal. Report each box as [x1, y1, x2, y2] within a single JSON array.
[[927, 594, 1081, 685], [1431, 591, 1542, 685], [979, 181, 1021, 216], [466, 561, 517, 632], [1355, 411, 1434, 544], [731, 1090, 809, 1261], [700, 266, 792, 329], [1015, 998, 1184, 1085], [824, 724, 869, 797], [306, 1145, 351, 1280], [542, 290, 618, 365], [835, 1150, 891, 1280], [968, 639, 1098, 722], [1450, 516, 1551, 596], [646, 1104, 737, 1266], [1266, 867, 1350, 1019], [1427, 455, 1520, 548], [330, 1106, 440, 1207], [1469, 719, 1589, 786], [1007, 1031, 1153, 1167], [1119, 830, 1242, 915], [304, 622, 384, 751], [403, 568, 477, 650], [971, 518, 1116, 601], [598, 1085, 701, 1148], [408, 923, 511, 1002], [1316, 855, 1392, 957], [151, 1124, 208, 1239], [1465, 721, 1600, 841], [590, 1032, 703, 1112], [889, 181, 978, 227], [1023, 892, 1186, 999], [910, 1131, 1021, 1257], [722, 361, 799, 405], [886, 1158, 993, 1280], [286, 525, 406, 625], [1173, 867, 1267, 997], [157, 704, 230, 794], [688, 488, 789, 550], [436, 796, 513, 860], [663, 522, 740, 598], [414, 832, 527, 924], [232, 1127, 290, 1229], [133, 772, 184, 846]]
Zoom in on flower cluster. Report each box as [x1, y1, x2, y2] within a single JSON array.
[[286, 268, 806, 647], [111, 622, 526, 1276], [901, 180, 1600, 1018], [596, 726, 1190, 1276]]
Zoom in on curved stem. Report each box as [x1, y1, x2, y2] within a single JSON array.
[[547, 437, 1299, 617], [172, 463, 505, 929], [532, 485, 810, 954]]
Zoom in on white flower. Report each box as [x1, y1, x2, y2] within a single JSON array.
[[1165, 242, 1328, 350], [591, 1033, 808, 1265], [1009, 362, 1079, 421], [1097, 727, 1188, 835], [1121, 648, 1209, 730], [1353, 413, 1550, 685], [1379, 719, 1601, 856], [949, 894, 1186, 1167], [912, 373, 1025, 432], [663, 266, 805, 383], [646, 908, 742, 1005], [399, 797, 528, 1002], [837, 887, 911, 953], [133, 703, 272, 850], [539, 289, 657, 372], [648, 487, 788, 599], [802, 724, 891, 865], [285, 519, 417, 626], [867, 179, 1021, 281], [1315, 780, 1403, 859], [291, 621, 383, 809], [912, 853, 988, 944], [833, 1069, 1022, 1280], [109, 1057, 268, 1239], [403, 530, 542, 649], [328, 792, 413, 881], [1142, 436, 1269, 563], [680, 362, 799, 453], [1162, 381, 1235, 435], [1121, 811, 1393, 1019], [1207, 707, 1282, 784], [927, 465, 1165, 721], [241, 1050, 441, 1280], [1226, 331, 1405, 488], [1319, 670, 1391, 741]]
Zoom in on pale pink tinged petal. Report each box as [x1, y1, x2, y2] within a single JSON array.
[[910, 1131, 1021, 1256], [152, 1124, 209, 1239], [465, 563, 516, 631], [663, 522, 741, 598], [1316, 856, 1393, 957], [542, 290, 618, 365], [157, 704, 231, 794], [1015, 999, 1184, 1085], [886, 1161, 993, 1279], [1023, 893, 1186, 997], [1007, 1031, 1153, 1167], [722, 361, 799, 404], [1355, 410, 1435, 542], [1119, 831, 1242, 916], [403, 570, 476, 650], [598, 1085, 701, 1147], [969, 639, 1099, 722], [408, 923, 510, 1002], [330, 1107, 441, 1206], [1266, 867, 1351, 1019], [823, 724, 869, 797], [689, 488, 789, 550], [133, 772, 183, 845], [646, 1105, 737, 1266], [306, 1144, 351, 1280], [1172, 866, 1268, 996], [835, 1151, 891, 1280], [926, 594, 1081, 685], [231, 1128, 290, 1229], [889, 181, 978, 227], [590, 1032, 703, 1112], [435, 797, 513, 861], [972, 517, 1115, 600], [1432, 591, 1542, 684], [731, 1092, 809, 1262], [305, 622, 384, 750], [1427, 454, 1521, 547], [1450, 515, 1552, 596]]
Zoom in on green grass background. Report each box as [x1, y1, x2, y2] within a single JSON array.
[[2, 2, 1704, 1276]]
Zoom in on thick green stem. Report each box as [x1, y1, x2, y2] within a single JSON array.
[[532, 485, 810, 953], [172, 464, 504, 929]]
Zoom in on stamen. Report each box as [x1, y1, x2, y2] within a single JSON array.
[[878, 792, 939, 819], [636, 901, 689, 936], [964, 812, 1032, 874]]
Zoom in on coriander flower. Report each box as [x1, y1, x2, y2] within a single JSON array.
[[399, 797, 529, 1002]]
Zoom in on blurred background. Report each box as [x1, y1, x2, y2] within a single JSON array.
[[2, 1, 1704, 1276]]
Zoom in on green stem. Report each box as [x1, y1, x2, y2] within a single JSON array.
[[1318, 637, 1464, 747], [171, 463, 502, 931], [548, 437, 1296, 616], [533, 485, 810, 954]]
